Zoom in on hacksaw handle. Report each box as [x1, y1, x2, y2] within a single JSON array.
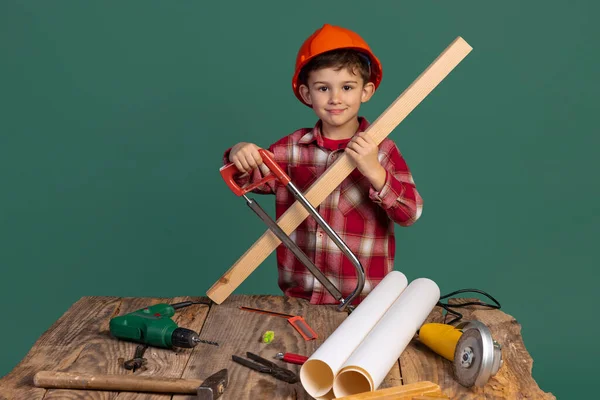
[[220, 149, 290, 196]]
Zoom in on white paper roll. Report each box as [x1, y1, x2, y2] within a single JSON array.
[[332, 278, 440, 398], [300, 271, 408, 398]]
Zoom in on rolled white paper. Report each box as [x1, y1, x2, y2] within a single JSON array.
[[300, 271, 408, 398], [332, 278, 440, 398]]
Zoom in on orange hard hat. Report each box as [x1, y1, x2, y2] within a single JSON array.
[[292, 24, 383, 106]]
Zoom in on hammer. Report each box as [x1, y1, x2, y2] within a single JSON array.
[[34, 368, 228, 399]]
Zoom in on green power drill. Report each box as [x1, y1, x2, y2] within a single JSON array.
[[109, 301, 218, 348]]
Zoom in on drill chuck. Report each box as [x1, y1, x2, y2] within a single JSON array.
[[171, 328, 220, 348], [171, 328, 200, 348]]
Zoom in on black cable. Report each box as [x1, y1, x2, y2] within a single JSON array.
[[437, 303, 464, 325], [436, 288, 501, 325]]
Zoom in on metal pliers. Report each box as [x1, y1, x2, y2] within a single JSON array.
[[232, 352, 298, 384]]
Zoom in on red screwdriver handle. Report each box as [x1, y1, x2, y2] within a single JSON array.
[[275, 352, 308, 365], [220, 149, 291, 196], [282, 353, 308, 365]]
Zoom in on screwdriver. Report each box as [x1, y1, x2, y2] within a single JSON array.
[[274, 352, 308, 365]]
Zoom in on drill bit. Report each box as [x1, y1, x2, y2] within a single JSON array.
[[193, 337, 219, 346]]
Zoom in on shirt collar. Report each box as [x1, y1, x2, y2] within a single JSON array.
[[298, 117, 370, 147]]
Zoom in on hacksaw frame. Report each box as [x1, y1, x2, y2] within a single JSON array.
[[208, 37, 473, 305]]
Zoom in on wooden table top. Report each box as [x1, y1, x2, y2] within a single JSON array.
[[0, 294, 555, 399]]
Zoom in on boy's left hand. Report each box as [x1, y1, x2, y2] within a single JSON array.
[[345, 132, 386, 190]]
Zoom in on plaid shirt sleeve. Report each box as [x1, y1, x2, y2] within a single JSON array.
[[368, 139, 423, 226]]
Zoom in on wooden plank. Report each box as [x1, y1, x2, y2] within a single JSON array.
[[40, 296, 211, 400], [334, 381, 443, 400], [400, 299, 556, 399], [174, 295, 391, 400], [207, 36, 473, 305], [0, 296, 121, 400]]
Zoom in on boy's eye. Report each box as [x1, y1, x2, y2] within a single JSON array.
[[343, 85, 352, 91], [317, 86, 328, 92]]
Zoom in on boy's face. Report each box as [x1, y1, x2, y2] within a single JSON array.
[[299, 67, 375, 133]]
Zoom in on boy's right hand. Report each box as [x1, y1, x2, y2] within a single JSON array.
[[229, 142, 274, 174]]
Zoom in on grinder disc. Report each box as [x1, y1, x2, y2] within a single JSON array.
[[452, 321, 503, 388], [453, 328, 483, 387]]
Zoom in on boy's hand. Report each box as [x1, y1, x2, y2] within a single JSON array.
[[345, 132, 386, 191], [229, 142, 274, 174]]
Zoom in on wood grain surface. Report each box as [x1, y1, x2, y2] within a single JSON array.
[[0, 295, 554, 399]]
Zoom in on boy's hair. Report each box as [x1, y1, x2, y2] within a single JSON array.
[[298, 49, 372, 87]]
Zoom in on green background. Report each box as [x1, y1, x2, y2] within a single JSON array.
[[1, 1, 597, 398]]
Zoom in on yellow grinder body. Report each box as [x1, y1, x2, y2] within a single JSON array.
[[419, 323, 463, 361]]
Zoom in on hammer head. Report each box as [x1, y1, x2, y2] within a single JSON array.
[[197, 368, 228, 400]]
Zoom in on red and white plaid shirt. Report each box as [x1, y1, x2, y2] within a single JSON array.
[[224, 117, 423, 305]]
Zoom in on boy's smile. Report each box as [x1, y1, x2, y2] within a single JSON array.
[[299, 67, 374, 139]]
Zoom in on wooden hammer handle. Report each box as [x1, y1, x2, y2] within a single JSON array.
[[34, 371, 202, 394]]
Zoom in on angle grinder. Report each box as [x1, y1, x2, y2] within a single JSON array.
[[418, 321, 503, 387]]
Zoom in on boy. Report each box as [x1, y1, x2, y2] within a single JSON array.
[[224, 24, 423, 305]]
